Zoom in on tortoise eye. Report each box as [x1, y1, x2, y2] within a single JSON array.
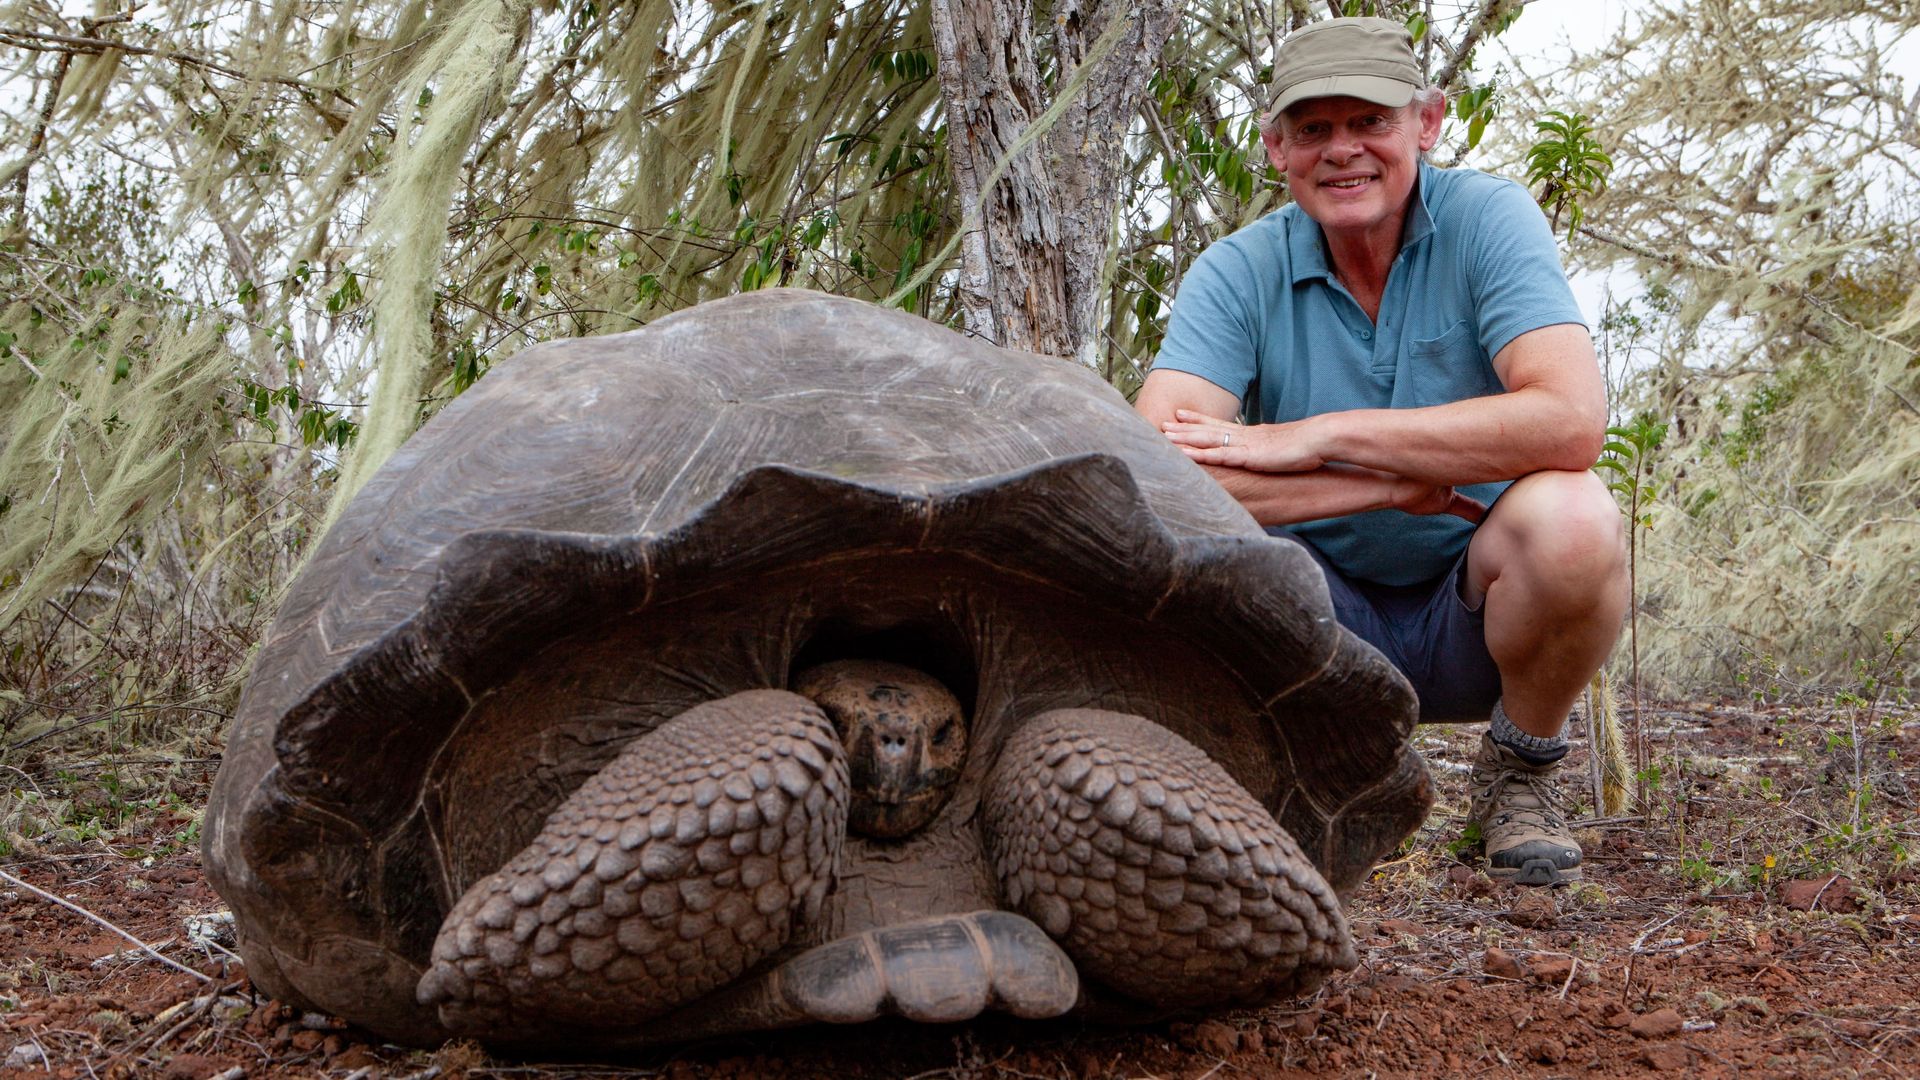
[[933, 721, 955, 745]]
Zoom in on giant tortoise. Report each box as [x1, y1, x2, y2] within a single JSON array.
[[204, 289, 1431, 1052]]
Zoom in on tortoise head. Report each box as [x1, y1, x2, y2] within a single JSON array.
[[793, 659, 967, 839]]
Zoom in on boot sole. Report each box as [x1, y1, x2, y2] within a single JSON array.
[[1488, 858, 1581, 887]]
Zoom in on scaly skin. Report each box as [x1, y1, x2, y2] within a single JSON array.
[[983, 709, 1356, 1007], [417, 691, 848, 1031], [419, 683, 1354, 1034]]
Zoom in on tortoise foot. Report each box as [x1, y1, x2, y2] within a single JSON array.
[[983, 709, 1356, 1010], [777, 909, 1078, 1023], [417, 690, 849, 1032]]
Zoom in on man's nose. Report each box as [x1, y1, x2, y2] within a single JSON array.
[[1324, 130, 1361, 163]]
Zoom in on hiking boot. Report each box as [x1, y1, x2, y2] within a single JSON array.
[[1468, 732, 1583, 886]]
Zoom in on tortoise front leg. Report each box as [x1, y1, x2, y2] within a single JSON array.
[[417, 690, 848, 1033], [983, 709, 1356, 1009]]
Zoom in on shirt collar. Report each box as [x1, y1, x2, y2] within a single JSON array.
[[1288, 159, 1438, 285]]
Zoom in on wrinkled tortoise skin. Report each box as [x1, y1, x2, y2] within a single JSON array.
[[203, 289, 1431, 1051]]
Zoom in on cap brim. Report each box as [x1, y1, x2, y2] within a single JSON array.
[[1265, 74, 1417, 120]]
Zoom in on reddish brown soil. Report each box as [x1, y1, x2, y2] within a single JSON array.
[[3, 699, 1916, 1078]]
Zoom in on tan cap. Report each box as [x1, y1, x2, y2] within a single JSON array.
[[1265, 17, 1426, 120]]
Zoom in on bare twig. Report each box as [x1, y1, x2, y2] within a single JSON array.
[[0, 24, 332, 92], [2, 700, 232, 754], [9, 29, 74, 233], [0, 868, 213, 983]]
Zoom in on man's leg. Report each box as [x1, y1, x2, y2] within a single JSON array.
[[1464, 469, 1629, 737], [1461, 469, 1628, 884]]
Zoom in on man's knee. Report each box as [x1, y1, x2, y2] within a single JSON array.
[[1482, 470, 1627, 594]]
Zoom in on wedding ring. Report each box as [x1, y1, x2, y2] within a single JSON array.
[[1222, 432, 1232, 447]]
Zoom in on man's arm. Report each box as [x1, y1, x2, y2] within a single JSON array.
[[1134, 370, 1473, 525], [1162, 323, 1606, 485]]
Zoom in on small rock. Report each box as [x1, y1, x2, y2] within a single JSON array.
[[160, 1054, 225, 1080], [1503, 889, 1559, 928], [1629, 1007, 1685, 1039], [1528, 1036, 1567, 1064], [1448, 864, 1497, 896], [1187, 1020, 1238, 1058], [1377, 917, 1425, 937], [1638, 1043, 1691, 1070], [1483, 947, 1526, 980], [289, 1028, 325, 1052], [245, 1001, 283, 1035], [1530, 955, 1576, 984], [1779, 875, 1859, 912], [5, 1044, 48, 1069], [1602, 1009, 1635, 1030], [1291, 1009, 1321, 1036]]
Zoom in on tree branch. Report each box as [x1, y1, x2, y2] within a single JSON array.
[[0, 25, 329, 91], [9, 42, 72, 236], [1431, 0, 1512, 91]]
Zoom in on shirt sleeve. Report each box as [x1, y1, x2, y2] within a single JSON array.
[[1147, 238, 1260, 405], [1465, 179, 1588, 360]]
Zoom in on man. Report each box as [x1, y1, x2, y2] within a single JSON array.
[[1135, 17, 1628, 886]]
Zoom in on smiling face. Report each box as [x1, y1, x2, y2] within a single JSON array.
[[1263, 93, 1445, 253]]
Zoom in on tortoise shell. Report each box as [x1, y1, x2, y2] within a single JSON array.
[[203, 289, 1429, 1046]]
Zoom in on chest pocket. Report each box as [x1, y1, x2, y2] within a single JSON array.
[[1407, 320, 1504, 406]]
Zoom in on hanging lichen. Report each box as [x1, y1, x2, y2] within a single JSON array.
[[328, 0, 534, 520], [1499, 0, 1920, 693]]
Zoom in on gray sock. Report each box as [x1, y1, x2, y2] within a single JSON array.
[[1490, 699, 1569, 765]]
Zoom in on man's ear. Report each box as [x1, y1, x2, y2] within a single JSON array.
[[1261, 125, 1288, 177], [1417, 93, 1446, 152]]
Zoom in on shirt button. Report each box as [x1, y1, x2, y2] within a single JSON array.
[[1360, 329, 1373, 340]]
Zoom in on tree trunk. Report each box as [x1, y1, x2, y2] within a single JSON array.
[[930, 0, 1178, 365]]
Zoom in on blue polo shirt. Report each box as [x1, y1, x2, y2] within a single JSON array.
[[1152, 161, 1586, 586]]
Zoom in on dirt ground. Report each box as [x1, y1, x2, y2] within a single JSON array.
[[3, 698, 1915, 1079]]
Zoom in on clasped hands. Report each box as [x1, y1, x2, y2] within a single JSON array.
[[1160, 409, 1487, 525]]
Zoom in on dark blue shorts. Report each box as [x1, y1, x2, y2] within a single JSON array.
[[1271, 529, 1503, 723]]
